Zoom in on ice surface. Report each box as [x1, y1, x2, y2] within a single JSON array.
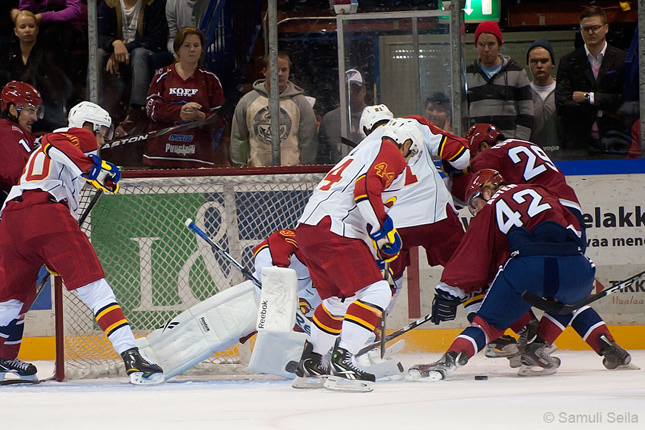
[[1, 350, 643, 430]]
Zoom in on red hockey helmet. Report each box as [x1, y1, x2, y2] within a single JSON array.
[[465, 123, 504, 157], [466, 168, 505, 214], [0, 80, 44, 118]]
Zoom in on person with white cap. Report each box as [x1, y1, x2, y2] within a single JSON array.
[[466, 21, 534, 140], [317, 68, 368, 163]]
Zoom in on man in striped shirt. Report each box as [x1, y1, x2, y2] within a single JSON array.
[[466, 21, 534, 140]]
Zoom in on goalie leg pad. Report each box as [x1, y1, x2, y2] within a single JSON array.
[[248, 330, 308, 379], [137, 280, 259, 380], [257, 267, 298, 332]]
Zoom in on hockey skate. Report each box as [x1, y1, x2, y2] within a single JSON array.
[[0, 358, 38, 385], [406, 351, 469, 382], [599, 335, 632, 370], [324, 345, 375, 392], [517, 341, 561, 377], [292, 340, 328, 389], [121, 347, 164, 385], [484, 335, 522, 368]]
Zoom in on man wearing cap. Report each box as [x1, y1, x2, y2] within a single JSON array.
[[466, 21, 533, 140], [317, 68, 368, 163], [555, 6, 628, 157], [526, 39, 561, 158]]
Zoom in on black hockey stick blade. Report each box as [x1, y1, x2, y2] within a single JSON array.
[[522, 268, 645, 315], [102, 112, 220, 150], [341, 136, 358, 148], [357, 312, 433, 357]]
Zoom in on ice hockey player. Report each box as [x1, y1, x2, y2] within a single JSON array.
[[360, 108, 471, 315], [408, 169, 595, 380], [252, 228, 319, 320], [452, 123, 631, 370], [0, 81, 41, 208], [358, 104, 393, 139], [0, 101, 163, 385], [293, 118, 422, 391]]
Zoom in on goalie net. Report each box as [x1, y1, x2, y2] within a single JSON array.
[[56, 167, 327, 380]]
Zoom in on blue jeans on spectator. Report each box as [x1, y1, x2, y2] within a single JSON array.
[[97, 46, 155, 108]]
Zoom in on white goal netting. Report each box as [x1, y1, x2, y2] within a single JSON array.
[[58, 170, 326, 380]]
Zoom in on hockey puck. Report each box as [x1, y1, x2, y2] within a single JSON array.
[[474, 375, 488, 380]]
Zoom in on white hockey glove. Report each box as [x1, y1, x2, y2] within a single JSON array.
[[83, 154, 121, 193]]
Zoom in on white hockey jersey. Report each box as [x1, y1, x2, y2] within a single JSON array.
[[384, 118, 467, 228], [298, 127, 408, 240], [2, 129, 97, 219]]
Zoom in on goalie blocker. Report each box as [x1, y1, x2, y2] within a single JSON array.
[[137, 267, 299, 380]]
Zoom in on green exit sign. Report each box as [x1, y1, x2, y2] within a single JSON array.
[[439, 0, 500, 23]]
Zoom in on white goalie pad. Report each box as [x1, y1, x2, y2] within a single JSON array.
[[256, 267, 298, 332], [136, 280, 259, 380], [248, 330, 308, 379]]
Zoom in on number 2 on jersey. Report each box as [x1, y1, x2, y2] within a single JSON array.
[[319, 158, 353, 191]]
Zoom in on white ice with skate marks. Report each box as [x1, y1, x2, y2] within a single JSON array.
[[1, 351, 644, 430]]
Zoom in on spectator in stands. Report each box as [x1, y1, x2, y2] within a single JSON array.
[[12, 1, 82, 29], [466, 21, 533, 140], [144, 26, 225, 168], [556, 6, 628, 157], [230, 51, 318, 167], [526, 39, 562, 159], [97, 0, 167, 139], [0, 9, 73, 132], [317, 68, 367, 163], [166, 0, 210, 58], [424, 91, 451, 132], [13, 1, 86, 106]]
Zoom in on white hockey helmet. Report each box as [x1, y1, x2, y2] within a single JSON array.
[[68, 101, 114, 139], [359, 104, 394, 138], [380, 118, 424, 159]]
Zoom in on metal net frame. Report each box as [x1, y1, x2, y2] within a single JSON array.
[[56, 169, 326, 380]]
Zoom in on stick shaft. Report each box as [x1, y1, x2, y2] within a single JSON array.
[[102, 113, 219, 150], [522, 269, 645, 315]]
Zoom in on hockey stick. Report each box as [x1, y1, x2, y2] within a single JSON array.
[[184, 219, 312, 335], [521, 269, 645, 315], [29, 190, 104, 310], [357, 312, 434, 357], [101, 112, 220, 150], [379, 261, 393, 359], [341, 136, 358, 148]]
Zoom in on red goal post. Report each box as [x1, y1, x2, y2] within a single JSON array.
[[54, 165, 329, 381]]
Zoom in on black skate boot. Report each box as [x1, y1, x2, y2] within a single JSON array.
[[0, 358, 38, 384], [485, 335, 522, 368], [406, 351, 469, 381], [121, 347, 164, 385], [518, 339, 561, 377], [323, 344, 375, 392], [292, 340, 328, 389], [599, 335, 631, 370]]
